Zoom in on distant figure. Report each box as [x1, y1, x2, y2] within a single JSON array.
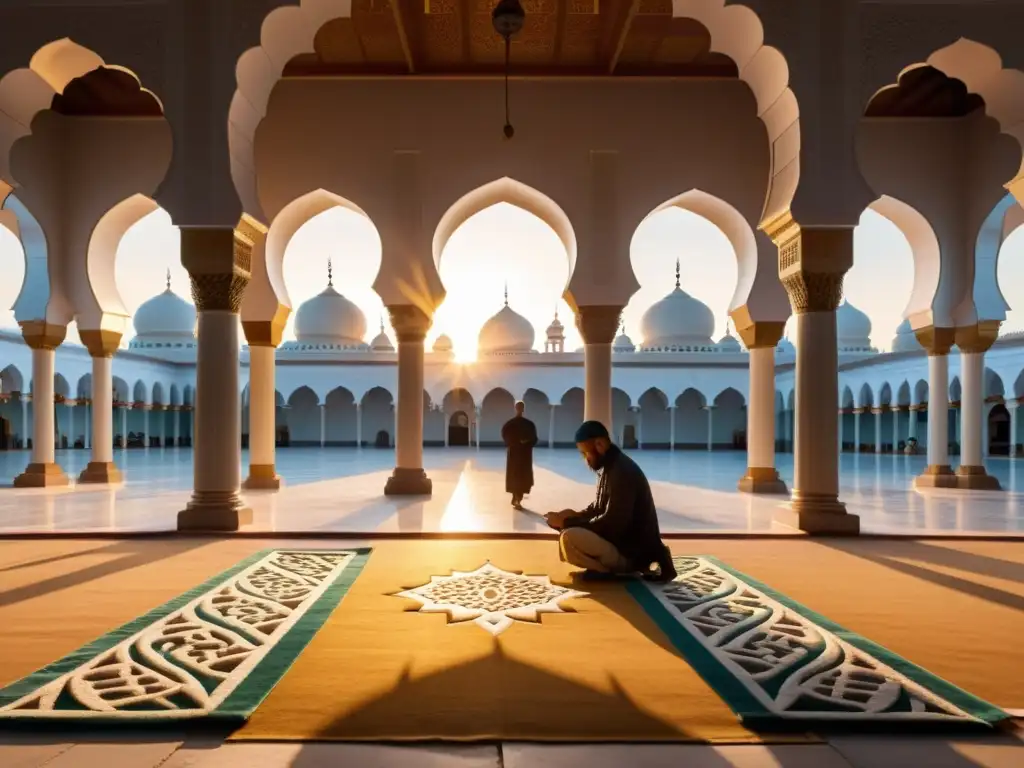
[[501, 400, 538, 510], [904, 436, 919, 455], [545, 420, 676, 583]]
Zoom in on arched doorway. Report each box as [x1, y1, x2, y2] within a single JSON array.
[[449, 411, 470, 447], [988, 403, 1010, 456]]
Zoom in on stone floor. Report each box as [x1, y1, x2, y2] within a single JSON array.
[[2, 733, 1023, 767], [0, 447, 1022, 535]]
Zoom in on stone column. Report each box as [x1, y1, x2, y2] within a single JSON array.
[[914, 327, 957, 488], [384, 305, 432, 495], [735, 324, 786, 494], [241, 324, 283, 489], [782, 407, 792, 453], [475, 406, 481, 449], [319, 403, 327, 447], [1009, 400, 1020, 458], [703, 405, 715, 451], [908, 405, 919, 441], [668, 405, 676, 450], [20, 395, 29, 449], [14, 322, 68, 487], [66, 402, 74, 448], [142, 405, 151, 448], [177, 225, 253, 531], [172, 407, 180, 447], [548, 404, 557, 448], [771, 219, 858, 534], [85, 402, 91, 450], [633, 406, 643, 448], [78, 331, 123, 483], [853, 408, 862, 452], [838, 409, 844, 453], [356, 403, 362, 447], [576, 305, 622, 435], [892, 407, 900, 452], [873, 408, 883, 454]]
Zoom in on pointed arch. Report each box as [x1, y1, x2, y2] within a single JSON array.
[[869, 195, 941, 325], [431, 177, 578, 283]]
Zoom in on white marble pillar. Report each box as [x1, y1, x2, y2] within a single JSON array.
[[577, 306, 622, 436], [177, 225, 253, 531], [704, 405, 715, 452], [873, 409, 883, 454], [668, 405, 676, 450], [915, 350, 957, 488], [319, 403, 326, 448], [1009, 401, 1020, 458], [891, 407, 900, 452], [143, 405, 151, 448], [66, 402, 74, 448], [953, 349, 1000, 489], [738, 343, 786, 493], [243, 343, 281, 490], [838, 409, 844, 453], [634, 407, 644, 448], [14, 329, 69, 487], [853, 408, 862, 453], [173, 407, 180, 447], [908, 405, 919, 441], [548, 404, 557, 448], [384, 305, 432, 495], [21, 396, 29, 449], [85, 402, 91, 450], [356, 403, 362, 447], [475, 406, 482, 449], [120, 407, 128, 449]]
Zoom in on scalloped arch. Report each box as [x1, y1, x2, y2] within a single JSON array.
[[672, 1, 800, 226], [0, 39, 162, 199]]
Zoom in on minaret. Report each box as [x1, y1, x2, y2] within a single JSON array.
[[545, 305, 565, 353]]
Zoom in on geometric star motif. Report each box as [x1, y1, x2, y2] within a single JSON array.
[[393, 562, 589, 636]]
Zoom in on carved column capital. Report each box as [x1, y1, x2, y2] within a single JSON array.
[[913, 325, 955, 356], [387, 304, 432, 343], [79, 329, 122, 358], [242, 303, 289, 348], [19, 321, 66, 351], [728, 312, 785, 349], [575, 305, 623, 345], [180, 225, 252, 313], [954, 320, 1000, 355], [768, 215, 852, 315]]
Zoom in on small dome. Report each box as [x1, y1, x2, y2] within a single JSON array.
[[546, 311, 565, 339], [370, 318, 394, 352], [293, 261, 367, 345], [133, 271, 196, 339], [433, 333, 454, 353], [891, 318, 922, 353], [777, 337, 796, 357], [478, 287, 535, 355], [639, 260, 714, 349], [717, 327, 742, 353], [837, 300, 873, 351], [613, 324, 635, 353]]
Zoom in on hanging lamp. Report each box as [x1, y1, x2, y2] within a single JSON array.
[[491, 0, 525, 139]]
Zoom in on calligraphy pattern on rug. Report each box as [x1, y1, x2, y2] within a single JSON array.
[[635, 556, 1004, 726], [0, 549, 364, 721], [394, 562, 588, 635]]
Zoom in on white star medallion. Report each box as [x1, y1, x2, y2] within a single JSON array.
[[394, 562, 589, 635]]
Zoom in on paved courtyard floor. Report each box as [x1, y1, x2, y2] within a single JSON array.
[[0, 447, 1022, 535]]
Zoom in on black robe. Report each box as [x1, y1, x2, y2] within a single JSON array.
[[501, 415, 538, 495]]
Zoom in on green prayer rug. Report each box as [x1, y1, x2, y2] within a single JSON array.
[[628, 555, 1009, 729], [0, 548, 370, 725]]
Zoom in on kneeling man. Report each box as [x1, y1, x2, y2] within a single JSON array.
[[545, 420, 677, 582]]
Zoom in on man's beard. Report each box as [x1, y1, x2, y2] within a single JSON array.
[[586, 452, 608, 472]]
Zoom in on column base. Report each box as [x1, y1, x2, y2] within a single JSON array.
[[737, 467, 788, 495], [955, 465, 1002, 491], [13, 462, 70, 488], [774, 493, 860, 535], [177, 492, 253, 532], [384, 467, 432, 496], [242, 464, 283, 491], [77, 461, 123, 485], [913, 464, 958, 489]]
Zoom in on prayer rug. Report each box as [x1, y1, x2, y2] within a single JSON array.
[[628, 555, 1009, 730], [0, 548, 370, 725]]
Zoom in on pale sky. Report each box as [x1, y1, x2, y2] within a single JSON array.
[[2, 202, 1024, 359]]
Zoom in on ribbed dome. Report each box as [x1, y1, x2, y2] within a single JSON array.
[[478, 288, 535, 355], [639, 260, 714, 348], [837, 300, 873, 350], [133, 272, 196, 339], [891, 318, 922, 353], [370, 317, 394, 352], [294, 261, 367, 344], [433, 333, 454, 353]]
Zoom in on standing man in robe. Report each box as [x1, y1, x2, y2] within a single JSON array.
[[502, 400, 538, 510]]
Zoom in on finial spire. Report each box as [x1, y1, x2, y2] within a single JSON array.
[[674, 258, 681, 290], [327, 258, 333, 288], [554, 304, 558, 320], [504, 281, 509, 307], [165, 268, 171, 291], [379, 314, 385, 334]]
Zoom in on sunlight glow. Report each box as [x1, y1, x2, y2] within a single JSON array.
[[439, 460, 480, 532]]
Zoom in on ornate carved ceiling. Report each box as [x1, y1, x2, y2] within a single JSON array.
[[282, 0, 738, 78]]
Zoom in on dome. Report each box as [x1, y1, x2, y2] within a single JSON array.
[[639, 260, 715, 349], [891, 318, 922, 353], [370, 318, 394, 352], [717, 327, 742, 353], [433, 333, 454, 353], [478, 287, 535, 355], [545, 311, 565, 339], [777, 337, 796, 357], [613, 325, 635, 353], [293, 261, 367, 345], [133, 272, 196, 339], [837, 300, 873, 350]]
